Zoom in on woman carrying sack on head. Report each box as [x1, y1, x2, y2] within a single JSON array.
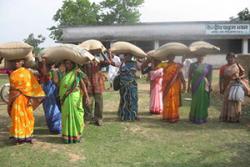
[[219, 52, 249, 123], [58, 60, 90, 144], [162, 55, 186, 123], [188, 55, 212, 124], [8, 59, 45, 144], [118, 54, 139, 121], [38, 58, 62, 134]]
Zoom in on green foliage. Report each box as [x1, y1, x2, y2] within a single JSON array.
[[49, 0, 144, 41], [99, 0, 144, 24], [23, 33, 45, 56], [48, 0, 100, 41], [238, 8, 250, 21]]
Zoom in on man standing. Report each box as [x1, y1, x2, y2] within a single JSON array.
[[82, 52, 111, 126]]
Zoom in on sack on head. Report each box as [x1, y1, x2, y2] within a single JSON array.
[[0, 42, 33, 60], [111, 41, 146, 58]]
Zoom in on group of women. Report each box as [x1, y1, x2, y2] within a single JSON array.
[[2, 51, 250, 145], [4, 58, 90, 144], [142, 52, 249, 124]]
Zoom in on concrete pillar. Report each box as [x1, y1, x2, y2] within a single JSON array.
[[242, 38, 248, 54], [154, 40, 160, 49]]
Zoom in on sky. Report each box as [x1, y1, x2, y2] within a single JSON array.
[[0, 0, 250, 47]]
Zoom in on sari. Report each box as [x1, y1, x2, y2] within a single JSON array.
[[189, 63, 212, 124], [9, 67, 45, 143], [118, 61, 138, 121], [42, 71, 62, 134], [162, 62, 182, 122], [149, 67, 163, 114], [59, 68, 85, 143], [220, 63, 247, 122]]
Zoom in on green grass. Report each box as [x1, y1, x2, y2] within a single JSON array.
[[0, 71, 250, 167]]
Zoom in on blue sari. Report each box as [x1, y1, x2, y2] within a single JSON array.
[[118, 61, 138, 121], [42, 78, 62, 134]]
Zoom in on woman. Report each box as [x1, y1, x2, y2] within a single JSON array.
[[118, 54, 138, 121], [8, 59, 45, 144], [219, 53, 249, 122], [188, 56, 212, 124], [39, 59, 62, 134], [162, 55, 185, 122], [141, 58, 164, 114], [58, 60, 89, 143]]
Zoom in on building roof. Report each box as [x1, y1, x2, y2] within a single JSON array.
[[61, 21, 250, 43]]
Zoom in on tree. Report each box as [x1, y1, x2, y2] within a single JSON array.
[[48, 0, 100, 41], [238, 8, 250, 21], [23, 33, 46, 56], [230, 8, 250, 21], [99, 0, 144, 24], [49, 0, 144, 41]]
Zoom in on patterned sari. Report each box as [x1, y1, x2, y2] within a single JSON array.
[[9, 67, 45, 143], [220, 63, 246, 122], [59, 68, 85, 143], [149, 67, 163, 114], [118, 61, 138, 121], [189, 63, 212, 124], [162, 62, 182, 122], [42, 71, 62, 134]]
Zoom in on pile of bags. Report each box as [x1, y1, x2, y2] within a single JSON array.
[[41, 44, 96, 65], [110, 41, 146, 58], [0, 42, 35, 69]]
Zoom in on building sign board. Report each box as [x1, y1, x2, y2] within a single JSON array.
[[206, 24, 250, 35]]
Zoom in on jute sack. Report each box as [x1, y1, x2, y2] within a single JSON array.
[[189, 41, 220, 55], [41, 44, 95, 65], [24, 51, 36, 68], [4, 51, 35, 69], [79, 39, 107, 53], [153, 42, 190, 61], [110, 41, 146, 58], [0, 42, 33, 60]]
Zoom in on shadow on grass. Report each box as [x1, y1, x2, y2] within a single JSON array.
[[103, 109, 250, 132]]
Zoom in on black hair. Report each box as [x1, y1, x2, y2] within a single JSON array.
[[226, 52, 236, 59]]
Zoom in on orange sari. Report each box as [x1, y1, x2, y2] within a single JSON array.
[[162, 63, 182, 122], [9, 67, 45, 143]]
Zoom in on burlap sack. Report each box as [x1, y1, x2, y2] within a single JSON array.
[[189, 41, 220, 56], [41, 44, 95, 65], [79, 39, 107, 53], [24, 51, 36, 68], [110, 41, 146, 58], [153, 42, 190, 61], [0, 42, 33, 60]]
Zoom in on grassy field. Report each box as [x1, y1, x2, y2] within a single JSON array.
[[0, 71, 250, 167]]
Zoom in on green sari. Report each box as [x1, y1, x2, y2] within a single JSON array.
[[189, 63, 212, 124], [59, 68, 85, 143]]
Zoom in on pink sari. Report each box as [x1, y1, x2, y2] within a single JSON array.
[[149, 68, 163, 114]]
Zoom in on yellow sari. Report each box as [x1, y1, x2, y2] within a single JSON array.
[[9, 67, 45, 143], [162, 63, 182, 122]]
